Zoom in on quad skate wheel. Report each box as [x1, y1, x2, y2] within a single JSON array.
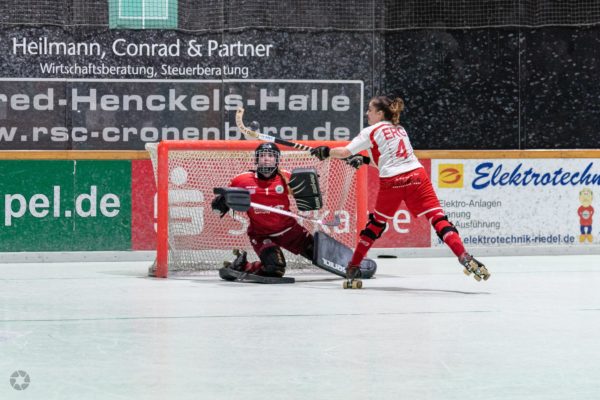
[[343, 280, 362, 289], [483, 273, 491, 281], [473, 274, 482, 282], [463, 268, 472, 276]]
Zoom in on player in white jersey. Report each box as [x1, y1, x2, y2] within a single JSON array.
[[311, 96, 490, 282]]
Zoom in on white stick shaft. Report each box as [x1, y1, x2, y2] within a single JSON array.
[[250, 202, 332, 226]]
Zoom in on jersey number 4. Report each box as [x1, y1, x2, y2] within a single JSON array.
[[396, 140, 408, 159]]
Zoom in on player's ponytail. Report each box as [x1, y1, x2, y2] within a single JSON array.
[[389, 98, 404, 125], [372, 96, 405, 125]]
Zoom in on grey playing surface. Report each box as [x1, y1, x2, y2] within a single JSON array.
[[1, 255, 600, 399]]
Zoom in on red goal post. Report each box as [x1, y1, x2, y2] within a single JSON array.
[[147, 140, 368, 278]]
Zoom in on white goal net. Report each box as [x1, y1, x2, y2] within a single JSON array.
[[146, 140, 367, 277]]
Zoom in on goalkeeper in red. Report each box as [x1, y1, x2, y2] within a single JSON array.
[[211, 143, 314, 279], [310, 96, 490, 282]]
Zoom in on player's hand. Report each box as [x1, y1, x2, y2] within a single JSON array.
[[310, 146, 330, 161], [211, 194, 230, 218], [344, 155, 370, 169]]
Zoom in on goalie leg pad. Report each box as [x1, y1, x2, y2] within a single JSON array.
[[312, 231, 377, 279], [258, 245, 287, 277], [213, 187, 251, 212], [289, 168, 322, 211]]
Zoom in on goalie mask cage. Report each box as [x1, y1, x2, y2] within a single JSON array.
[[146, 140, 368, 278]]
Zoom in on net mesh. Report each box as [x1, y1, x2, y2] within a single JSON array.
[[1, 1, 600, 29], [146, 142, 360, 275]]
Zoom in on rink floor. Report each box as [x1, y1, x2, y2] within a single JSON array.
[[2, 254, 600, 400]]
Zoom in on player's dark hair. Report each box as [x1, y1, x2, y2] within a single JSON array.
[[371, 96, 405, 125]]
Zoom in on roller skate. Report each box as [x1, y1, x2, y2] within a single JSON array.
[[459, 253, 490, 281], [219, 249, 248, 280], [342, 264, 363, 289]]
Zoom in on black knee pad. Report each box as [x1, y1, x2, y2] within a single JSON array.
[[299, 234, 315, 261], [259, 246, 287, 277], [432, 215, 459, 241], [360, 213, 387, 240]]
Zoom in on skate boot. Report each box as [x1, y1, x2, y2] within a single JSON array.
[[219, 249, 248, 280], [459, 253, 490, 281], [343, 264, 363, 289]]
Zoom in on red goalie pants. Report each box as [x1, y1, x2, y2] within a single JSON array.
[[242, 223, 313, 274], [248, 223, 313, 259]]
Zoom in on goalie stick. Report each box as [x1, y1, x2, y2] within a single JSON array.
[[219, 268, 296, 284], [250, 201, 341, 227], [213, 187, 339, 227]]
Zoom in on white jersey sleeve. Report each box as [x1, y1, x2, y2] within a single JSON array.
[[346, 124, 376, 155], [346, 121, 422, 178]]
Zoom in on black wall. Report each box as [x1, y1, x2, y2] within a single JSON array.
[[1, 25, 599, 150], [383, 27, 600, 150]]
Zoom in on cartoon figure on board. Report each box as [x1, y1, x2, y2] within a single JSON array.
[[577, 187, 594, 243]]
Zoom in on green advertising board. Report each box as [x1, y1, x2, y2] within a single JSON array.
[[0, 160, 131, 251]]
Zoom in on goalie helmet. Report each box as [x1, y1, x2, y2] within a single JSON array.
[[255, 143, 281, 178]]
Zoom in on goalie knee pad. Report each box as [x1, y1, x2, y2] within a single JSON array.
[[259, 246, 287, 277], [299, 235, 315, 261], [432, 215, 459, 240], [360, 213, 387, 240]]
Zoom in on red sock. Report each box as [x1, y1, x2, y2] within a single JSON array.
[[350, 213, 387, 266], [443, 232, 466, 258], [350, 236, 375, 266], [428, 212, 467, 258]]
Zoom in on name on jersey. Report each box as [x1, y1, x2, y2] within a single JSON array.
[[382, 127, 407, 140]]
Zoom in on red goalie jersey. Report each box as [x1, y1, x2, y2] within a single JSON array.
[[230, 170, 296, 236]]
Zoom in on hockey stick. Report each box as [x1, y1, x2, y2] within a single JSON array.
[[250, 201, 341, 227], [236, 107, 314, 151], [236, 107, 369, 168]]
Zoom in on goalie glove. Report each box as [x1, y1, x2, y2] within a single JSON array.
[[212, 187, 251, 214], [211, 193, 230, 218], [344, 154, 371, 169], [310, 146, 330, 161]]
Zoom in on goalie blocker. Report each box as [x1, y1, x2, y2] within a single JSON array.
[[212, 187, 251, 212], [312, 231, 376, 279], [289, 167, 322, 211]]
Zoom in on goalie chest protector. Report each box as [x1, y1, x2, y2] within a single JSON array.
[[289, 168, 322, 211]]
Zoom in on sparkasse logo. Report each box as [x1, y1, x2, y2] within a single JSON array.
[[438, 164, 464, 188]]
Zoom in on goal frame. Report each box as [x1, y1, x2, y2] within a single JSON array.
[[154, 139, 368, 278]]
